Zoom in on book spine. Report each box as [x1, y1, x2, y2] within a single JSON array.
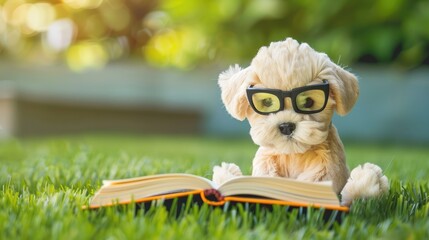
[[200, 189, 226, 206]]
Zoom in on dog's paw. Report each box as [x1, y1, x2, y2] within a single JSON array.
[[212, 162, 243, 186], [340, 163, 389, 206]]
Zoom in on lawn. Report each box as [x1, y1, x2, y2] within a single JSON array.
[[1, 135, 428, 239]]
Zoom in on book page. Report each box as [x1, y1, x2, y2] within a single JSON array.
[[102, 173, 214, 186], [218, 176, 340, 206], [90, 174, 215, 207]]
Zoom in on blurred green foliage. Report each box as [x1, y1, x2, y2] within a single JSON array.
[[0, 0, 428, 71]]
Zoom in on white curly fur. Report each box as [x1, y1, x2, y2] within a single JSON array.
[[341, 163, 390, 206], [212, 162, 242, 187]]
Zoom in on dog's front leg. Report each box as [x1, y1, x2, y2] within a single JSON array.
[[296, 164, 328, 183], [252, 150, 280, 177]]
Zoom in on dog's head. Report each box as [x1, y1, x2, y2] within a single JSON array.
[[219, 38, 359, 154]]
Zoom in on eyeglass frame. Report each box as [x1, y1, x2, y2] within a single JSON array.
[[246, 80, 330, 115]]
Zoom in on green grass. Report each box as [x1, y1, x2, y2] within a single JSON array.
[[1, 135, 428, 239]]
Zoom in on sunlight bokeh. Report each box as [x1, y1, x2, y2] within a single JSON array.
[[66, 41, 108, 71], [1, 0, 428, 70]]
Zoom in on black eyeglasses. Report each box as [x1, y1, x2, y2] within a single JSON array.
[[246, 80, 329, 115]]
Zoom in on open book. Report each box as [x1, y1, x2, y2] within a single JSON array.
[[87, 173, 349, 212]]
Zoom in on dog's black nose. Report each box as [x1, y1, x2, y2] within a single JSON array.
[[279, 122, 296, 136]]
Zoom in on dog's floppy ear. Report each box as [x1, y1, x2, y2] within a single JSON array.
[[329, 64, 359, 116], [218, 64, 251, 121]]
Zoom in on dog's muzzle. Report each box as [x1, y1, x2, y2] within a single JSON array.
[[278, 122, 296, 136]]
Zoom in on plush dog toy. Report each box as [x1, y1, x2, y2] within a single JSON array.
[[213, 38, 389, 206]]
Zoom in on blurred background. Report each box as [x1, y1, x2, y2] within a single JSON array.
[[0, 0, 429, 144]]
